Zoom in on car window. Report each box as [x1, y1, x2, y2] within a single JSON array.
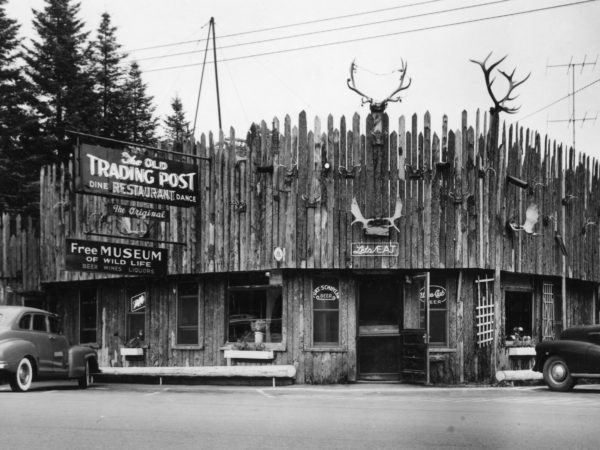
[[19, 314, 31, 330], [32, 314, 47, 332], [48, 316, 62, 334]]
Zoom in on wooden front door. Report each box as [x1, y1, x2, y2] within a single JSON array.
[[401, 273, 430, 384], [357, 275, 403, 380]]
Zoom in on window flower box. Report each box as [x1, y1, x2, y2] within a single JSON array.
[[120, 347, 144, 356], [507, 346, 536, 357]]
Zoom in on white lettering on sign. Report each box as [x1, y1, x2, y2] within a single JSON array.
[[313, 285, 340, 302], [419, 285, 447, 305], [351, 243, 399, 257]]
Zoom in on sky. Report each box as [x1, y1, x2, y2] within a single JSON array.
[[5, 0, 600, 159]]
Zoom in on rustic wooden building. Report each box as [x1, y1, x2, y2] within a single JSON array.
[[3, 108, 599, 384]]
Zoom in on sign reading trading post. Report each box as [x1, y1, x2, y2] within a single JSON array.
[[66, 239, 168, 276], [76, 144, 199, 207]]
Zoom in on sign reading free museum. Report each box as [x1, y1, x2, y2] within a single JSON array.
[[76, 144, 199, 207], [66, 239, 168, 276]]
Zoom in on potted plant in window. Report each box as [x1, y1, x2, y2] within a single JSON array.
[[506, 326, 536, 356], [251, 319, 266, 344]]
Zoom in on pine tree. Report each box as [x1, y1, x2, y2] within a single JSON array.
[[24, 0, 98, 161], [122, 62, 157, 144], [163, 95, 190, 150], [0, 0, 45, 214], [91, 12, 127, 140]]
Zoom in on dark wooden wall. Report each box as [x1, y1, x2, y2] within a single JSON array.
[[36, 110, 600, 284], [0, 214, 40, 304]]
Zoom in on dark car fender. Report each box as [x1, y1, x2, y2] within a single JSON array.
[[533, 340, 594, 373], [0, 338, 39, 373], [67, 345, 99, 378]]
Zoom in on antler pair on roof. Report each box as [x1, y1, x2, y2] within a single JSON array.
[[347, 59, 411, 112], [470, 52, 531, 115]]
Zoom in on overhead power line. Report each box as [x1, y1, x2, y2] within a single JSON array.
[[134, 0, 509, 63], [126, 0, 447, 52], [143, 0, 599, 73]]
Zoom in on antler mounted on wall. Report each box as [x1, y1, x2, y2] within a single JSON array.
[[470, 52, 530, 115], [347, 59, 412, 113], [351, 196, 403, 237]]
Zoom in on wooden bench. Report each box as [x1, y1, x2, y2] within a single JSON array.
[[98, 364, 296, 387]]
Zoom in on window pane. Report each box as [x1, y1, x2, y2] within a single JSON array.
[[227, 288, 282, 343], [177, 284, 199, 345], [127, 314, 145, 342], [429, 310, 447, 344], [314, 310, 339, 344], [19, 314, 31, 330], [80, 288, 97, 344], [33, 315, 47, 332]]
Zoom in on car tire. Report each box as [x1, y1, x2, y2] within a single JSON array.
[[543, 356, 575, 392], [10, 357, 33, 392], [78, 360, 92, 389]]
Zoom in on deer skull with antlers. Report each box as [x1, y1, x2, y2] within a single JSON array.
[[351, 196, 403, 237], [347, 59, 412, 113], [470, 52, 530, 115]]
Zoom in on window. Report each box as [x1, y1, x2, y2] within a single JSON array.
[[177, 283, 199, 345], [33, 314, 47, 332], [313, 277, 340, 346], [127, 288, 147, 343], [227, 286, 282, 344], [80, 288, 97, 344], [19, 314, 31, 330], [420, 278, 448, 346], [505, 291, 533, 338], [49, 316, 62, 334]]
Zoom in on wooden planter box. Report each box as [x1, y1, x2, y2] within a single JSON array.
[[507, 347, 536, 357], [120, 347, 144, 356]]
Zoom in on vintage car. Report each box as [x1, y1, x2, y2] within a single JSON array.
[[533, 325, 600, 391], [0, 306, 99, 392]]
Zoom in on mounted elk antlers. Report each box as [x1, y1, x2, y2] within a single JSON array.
[[351, 196, 403, 237], [347, 59, 412, 113], [470, 52, 530, 115]]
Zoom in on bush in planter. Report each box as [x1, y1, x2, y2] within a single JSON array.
[[251, 319, 266, 332]]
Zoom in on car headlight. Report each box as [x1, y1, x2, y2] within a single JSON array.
[[0, 361, 7, 369]]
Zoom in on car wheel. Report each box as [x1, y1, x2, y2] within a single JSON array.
[[10, 358, 33, 392], [543, 356, 575, 392], [78, 360, 92, 389]]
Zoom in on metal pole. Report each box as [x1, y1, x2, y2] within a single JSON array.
[[572, 66, 576, 150], [211, 17, 223, 131]]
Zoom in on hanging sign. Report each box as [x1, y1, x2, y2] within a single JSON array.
[[108, 202, 170, 222], [75, 144, 199, 207], [65, 239, 168, 276], [351, 242, 399, 257], [130, 292, 146, 312], [419, 285, 447, 305]]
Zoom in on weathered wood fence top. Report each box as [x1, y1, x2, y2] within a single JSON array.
[[26, 109, 600, 284]]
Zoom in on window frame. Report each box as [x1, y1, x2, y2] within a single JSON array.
[[173, 282, 204, 350], [126, 287, 148, 345], [225, 284, 285, 351], [504, 289, 534, 340], [419, 282, 449, 347], [79, 287, 98, 345], [311, 276, 341, 349]]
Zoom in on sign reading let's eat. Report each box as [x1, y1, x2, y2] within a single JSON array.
[[75, 143, 199, 207], [66, 239, 168, 276]]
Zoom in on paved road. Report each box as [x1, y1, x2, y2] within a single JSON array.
[[1, 380, 599, 449]]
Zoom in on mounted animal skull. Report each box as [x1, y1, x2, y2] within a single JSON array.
[[347, 59, 411, 113], [351, 197, 403, 237], [507, 204, 540, 236]]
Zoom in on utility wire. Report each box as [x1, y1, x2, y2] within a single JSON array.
[[126, 0, 447, 53], [191, 21, 213, 139], [144, 0, 599, 73], [134, 0, 508, 63], [519, 76, 600, 120]]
